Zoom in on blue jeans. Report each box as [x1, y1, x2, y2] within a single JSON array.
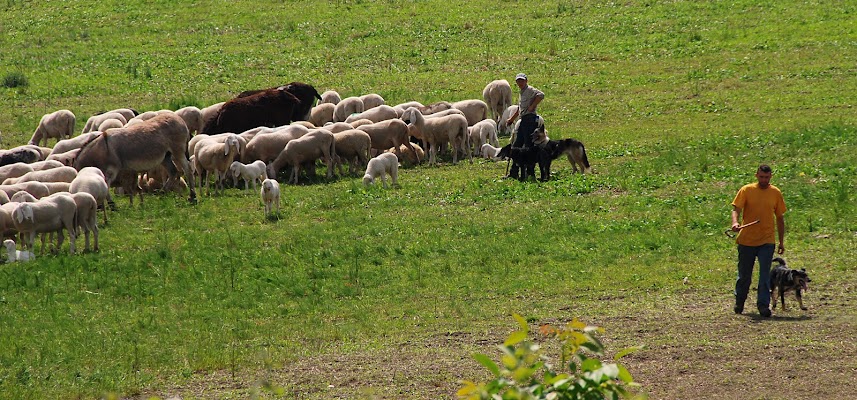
[[735, 243, 775, 310]]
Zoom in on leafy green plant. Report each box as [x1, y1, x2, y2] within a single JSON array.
[[2, 71, 28, 88], [459, 315, 645, 400]]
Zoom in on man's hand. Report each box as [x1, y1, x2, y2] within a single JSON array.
[[731, 223, 741, 232], [777, 243, 785, 254]]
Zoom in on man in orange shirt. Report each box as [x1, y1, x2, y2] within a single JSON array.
[[731, 164, 787, 317]]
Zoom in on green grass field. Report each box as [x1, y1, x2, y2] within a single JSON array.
[[1, 1, 855, 399]]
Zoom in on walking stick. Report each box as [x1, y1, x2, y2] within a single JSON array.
[[724, 220, 760, 238]]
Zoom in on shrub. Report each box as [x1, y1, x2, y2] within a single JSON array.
[[458, 314, 646, 400], [2, 71, 28, 88]]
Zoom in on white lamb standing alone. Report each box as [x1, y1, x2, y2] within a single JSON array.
[[481, 143, 502, 159], [4, 239, 35, 263], [260, 178, 280, 217], [363, 152, 399, 188]]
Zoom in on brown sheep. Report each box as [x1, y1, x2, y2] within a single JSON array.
[[356, 119, 420, 165]]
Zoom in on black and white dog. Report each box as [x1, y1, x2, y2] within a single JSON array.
[[769, 257, 811, 311], [498, 118, 591, 181]]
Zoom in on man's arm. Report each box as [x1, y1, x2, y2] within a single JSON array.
[[506, 108, 520, 126], [776, 214, 785, 254], [731, 205, 742, 231], [528, 95, 543, 113]]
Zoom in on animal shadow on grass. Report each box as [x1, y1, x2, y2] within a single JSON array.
[[264, 212, 282, 222]]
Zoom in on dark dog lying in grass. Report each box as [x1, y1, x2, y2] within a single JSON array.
[[497, 134, 592, 181], [769, 257, 811, 311]]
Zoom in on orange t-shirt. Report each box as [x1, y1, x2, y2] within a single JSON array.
[[731, 183, 786, 246]]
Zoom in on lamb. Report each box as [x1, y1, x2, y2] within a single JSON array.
[[401, 107, 470, 166], [82, 111, 128, 133], [0, 163, 34, 183], [5, 166, 78, 186], [482, 80, 513, 122], [480, 143, 502, 159], [50, 131, 101, 155], [241, 124, 309, 164], [189, 132, 247, 161], [29, 110, 76, 146], [362, 153, 399, 188], [267, 129, 336, 185], [332, 129, 371, 176], [451, 99, 490, 126], [175, 106, 204, 135], [12, 193, 77, 254], [68, 192, 99, 252], [468, 119, 500, 156], [333, 96, 365, 122], [422, 108, 465, 119], [322, 122, 355, 133], [344, 105, 398, 124], [392, 101, 425, 117], [200, 101, 225, 132], [4, 239, 34, 263], [43, 182, 71, 195], [260, 178, 280, 217], [70, 167, 112, 223], [355, 119, 419, 164], [359, 93, 385, 110], [229, 160, 267, 191], [0, 202, 21, 239], [309, 103, 335, 127], [194, 134, 241, 195], [348, 118, 375, 129], [29, 160, 64, 171], [0, 182, 51, 200], [418, 101, 452, 115], [319, 90, 341, 105]]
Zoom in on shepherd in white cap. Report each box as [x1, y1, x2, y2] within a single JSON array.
[[505, 73, 545, 179]]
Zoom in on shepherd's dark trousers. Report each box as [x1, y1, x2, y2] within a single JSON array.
[[735, 243, 774, 311], [509, 114, 539, 178]]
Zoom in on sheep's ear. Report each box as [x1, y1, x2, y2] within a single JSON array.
[[14, 208, 23, 224]]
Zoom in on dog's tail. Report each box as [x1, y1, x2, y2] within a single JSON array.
[[772, 257, 786, 266], [571, 139, 592, 173]]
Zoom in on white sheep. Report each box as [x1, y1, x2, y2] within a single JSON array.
[[480, 143, 502, 159], [333, 129, 371, 176], [241, 125, 309, 164], [50, 131, 101, 156], [319, 90, 341, 105], [401, 107, 470, 166], [4, 239, 34, 263], [451, 99, 490, 126], [392, 101, 424, 117], [482, 80, 513, 122], [229, 160, 267, 191], [12, 194, 77, 254], [199, 101, 225, 134], [344, 105, 398, 124], [468, 119, 499, 156], [260, 178, 280, 216], [309, 103, 335, 127], [194, 134, 241, 195], [355, 119, 419, 164], [359, 93, 385, 110], [29, 110, 75, 147], [499, 105, 519, 137], [0, 163, 34, 183], [97, 118, 125, 132], [267, 129, 336, 185], [175, 106, 204, 135], [333, 97, 365, 122], [45, 148, 81, 167], [82, 111, 128, 134], [323, 122, 356, 133], [70, 167, 112, 223], [5, 166, 78, 186], [363, 153, 399, 188]]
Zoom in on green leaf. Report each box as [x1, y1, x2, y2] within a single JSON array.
[[602, 363, 620, 379], [580, 342, 602, 354], [513, 313, 528, 331], [504, 330, 527, 346], [614, 345, 645, 361], [617, 364, 634, 383], [473, 353, 501, 376], [580, 358, 602, 372]]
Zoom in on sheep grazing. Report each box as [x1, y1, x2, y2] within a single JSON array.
[[175, 106, 204, 135], [0, 147, 41, 167], [418, 101, 452, 115], [0, 163, 34, 183], [195, 134, 241, 195], [97, 118, 124, 131], [4, 239, 34, 263], [401, 107, 470, 166], [267, 129, 336, 185], [363, 153, 399, 188], [481, 143, 502, 159], [241, 124, 309, 164], [199, 101, 225, 132], [333, 96, 365, 122], [70, 167, 112, 223], [235, 82, 321, 122], [349, 118, 375, 129], [12, 194, 77, 255], [482, 80, 513, 122], [359, 93, 385, 110], [68, 192, 99, 252], [261, 178, 280, 217], [319, 90, 341, 105], [323, 122, 355, 134], [5, 166, 78, 186], [50, 131, 101, 156], [332, 129, 371, 176], [45, 148, 81, 167], [309, 103, 335, 127], [82, 111, 129, 134], [468, 119, 500, 156], [29, 110, 76, 147], [0, 181, 51, 200], [355, 119, 420, 165], [229, 160, 267, 191], [451, 99, 490, 126], [385, 142, 424, 168], [73, 112, 198, 203], [344, 105, 398, 124]]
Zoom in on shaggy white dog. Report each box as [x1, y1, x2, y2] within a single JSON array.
[[362, 153, 399, 188]]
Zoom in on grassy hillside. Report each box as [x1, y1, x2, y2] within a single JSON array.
[[1, 1, 855, 399]]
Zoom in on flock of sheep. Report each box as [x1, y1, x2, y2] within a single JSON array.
[[0, 79, 523, 261]]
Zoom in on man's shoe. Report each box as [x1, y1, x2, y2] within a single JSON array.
[[759, 308, 772, 318], [734, 306, 743, 314]]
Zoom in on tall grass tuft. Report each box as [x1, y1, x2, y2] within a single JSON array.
[[2, 71, 28, 88]]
